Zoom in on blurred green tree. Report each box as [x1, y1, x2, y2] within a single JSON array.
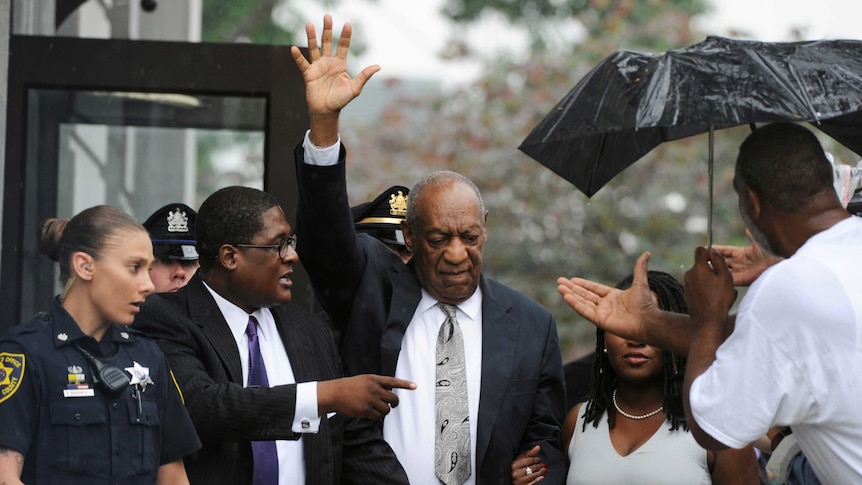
[[200, 0, 368, 54], [202, 0, 294, 44], [442, 0, 710, 52]]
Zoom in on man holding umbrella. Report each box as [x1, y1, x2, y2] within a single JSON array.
[[560, 122, 862, 483]]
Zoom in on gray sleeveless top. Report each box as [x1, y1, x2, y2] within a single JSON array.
[[566, 405, 711, 484]]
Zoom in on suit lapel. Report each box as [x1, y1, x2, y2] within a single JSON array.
[[475, 278, 517, 473], [272, 307, 317, 382], [185, 276, 244, 384], [380, 264, 422, 377]]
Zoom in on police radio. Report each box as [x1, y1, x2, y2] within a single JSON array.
[[73, 344, 130, 396]]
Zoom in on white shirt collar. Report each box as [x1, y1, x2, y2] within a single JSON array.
[[201, 280, 271, 341], [418, 286, 482, 322]]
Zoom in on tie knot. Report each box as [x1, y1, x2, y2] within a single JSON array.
[[246, 315, 259, 339], [438, 302, 458, 319]]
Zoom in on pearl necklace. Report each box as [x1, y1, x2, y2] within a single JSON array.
[[612, 389, 664, 420]]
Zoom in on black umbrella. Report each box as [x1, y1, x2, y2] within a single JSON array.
[[519, 36, 862, 244]]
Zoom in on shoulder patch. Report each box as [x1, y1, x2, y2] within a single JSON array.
[[0, 353, 24, 404]]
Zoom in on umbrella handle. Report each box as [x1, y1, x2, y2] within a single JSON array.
[[708, 124, 714, 250]]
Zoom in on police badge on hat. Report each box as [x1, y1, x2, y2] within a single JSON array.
[[143, 203, 199, 261], [166, 208, 190, 233], [352, 186, 410, 246]]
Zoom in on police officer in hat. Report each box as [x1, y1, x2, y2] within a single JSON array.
[[142, 203, 199, 293], [351, 185, 411, 263]]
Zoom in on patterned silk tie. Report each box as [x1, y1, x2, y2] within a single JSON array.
[[247, 316, 279, 485], [435, 303, 471, 485]]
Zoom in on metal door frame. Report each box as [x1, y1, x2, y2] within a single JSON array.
[[2, 35, 310, 331]]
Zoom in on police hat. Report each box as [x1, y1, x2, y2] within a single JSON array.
[[351, 186, 409, 246], [142, 203, 199, 261]]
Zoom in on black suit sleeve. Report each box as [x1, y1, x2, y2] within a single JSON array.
[[294, 143, 369, 328], [135, 296, 301, 444], [527, 312, 568, 484], [339, 419, 409, 484]]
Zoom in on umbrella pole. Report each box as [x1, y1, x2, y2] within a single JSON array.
[[708, 124, 715, 249]]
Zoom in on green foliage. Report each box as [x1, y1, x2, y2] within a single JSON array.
[[201, 0, 296, 44], [441, 0, 710, 52], [442, 0, 707, 23]]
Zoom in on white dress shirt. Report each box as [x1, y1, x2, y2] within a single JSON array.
[[384, 289, 483, 485], [203, 281, 322, 485]]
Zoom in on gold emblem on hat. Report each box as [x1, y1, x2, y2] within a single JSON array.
[[167, 208, 189, 233], [389, 191, 408, 216]]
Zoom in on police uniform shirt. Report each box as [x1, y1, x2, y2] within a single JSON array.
[[0, 298, 201, 484]]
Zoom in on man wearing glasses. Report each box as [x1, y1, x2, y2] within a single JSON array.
[[134, 186, 413, 485]]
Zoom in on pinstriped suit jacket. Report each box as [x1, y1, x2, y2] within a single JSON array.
[[133, 275, 408, 485]]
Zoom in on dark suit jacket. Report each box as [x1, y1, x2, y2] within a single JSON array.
[[133, 275, 408, 485], [295, 146, 567, 484]]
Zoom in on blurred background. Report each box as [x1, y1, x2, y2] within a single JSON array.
[[3, 0, 859, 357], [271, 0, 860, 359]]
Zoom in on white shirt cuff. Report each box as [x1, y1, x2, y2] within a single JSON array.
[[302, 129, 340, 166], [293, 381, 322, 433]]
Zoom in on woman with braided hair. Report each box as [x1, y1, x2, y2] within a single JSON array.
[[512, 271, 760, 484], [577, 271, 688, 435]]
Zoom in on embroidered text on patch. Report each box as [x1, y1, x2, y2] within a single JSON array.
[[0, 353, 25, 403]]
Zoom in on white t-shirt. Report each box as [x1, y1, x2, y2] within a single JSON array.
[[690, 216, 862, 484]]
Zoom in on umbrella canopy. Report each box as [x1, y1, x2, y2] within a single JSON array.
[[519, 36, 862, 197]]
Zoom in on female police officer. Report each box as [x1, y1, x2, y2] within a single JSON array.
[[0, 205, 200, 484]]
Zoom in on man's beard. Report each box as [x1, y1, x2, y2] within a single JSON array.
[[739, 208, 777, 257]]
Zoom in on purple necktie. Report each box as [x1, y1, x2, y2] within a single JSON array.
[[247, 316, 279, 485]]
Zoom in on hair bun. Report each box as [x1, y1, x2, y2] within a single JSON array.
[[39, 218, 69, 262]]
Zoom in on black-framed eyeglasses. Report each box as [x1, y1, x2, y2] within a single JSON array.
[[233, 234, 297, 259]]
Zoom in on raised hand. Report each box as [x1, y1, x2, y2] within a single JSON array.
[[711, 229, 782, 286], [317, 374, 416, 421], [557, 252, 657, 344], [290, 14, 380, 119]]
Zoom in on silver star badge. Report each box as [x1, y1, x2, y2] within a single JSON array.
[[120, 332, 129, 339], [125, 361, 154, 391], [57, 333, 68, 341]]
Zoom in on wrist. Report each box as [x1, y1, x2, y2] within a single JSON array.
[[308, 113, 340, 148], [689, 315, 726, 340], [316, 380, 332, 416]]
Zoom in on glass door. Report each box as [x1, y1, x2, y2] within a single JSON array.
[[2, 36, 309, 331]]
